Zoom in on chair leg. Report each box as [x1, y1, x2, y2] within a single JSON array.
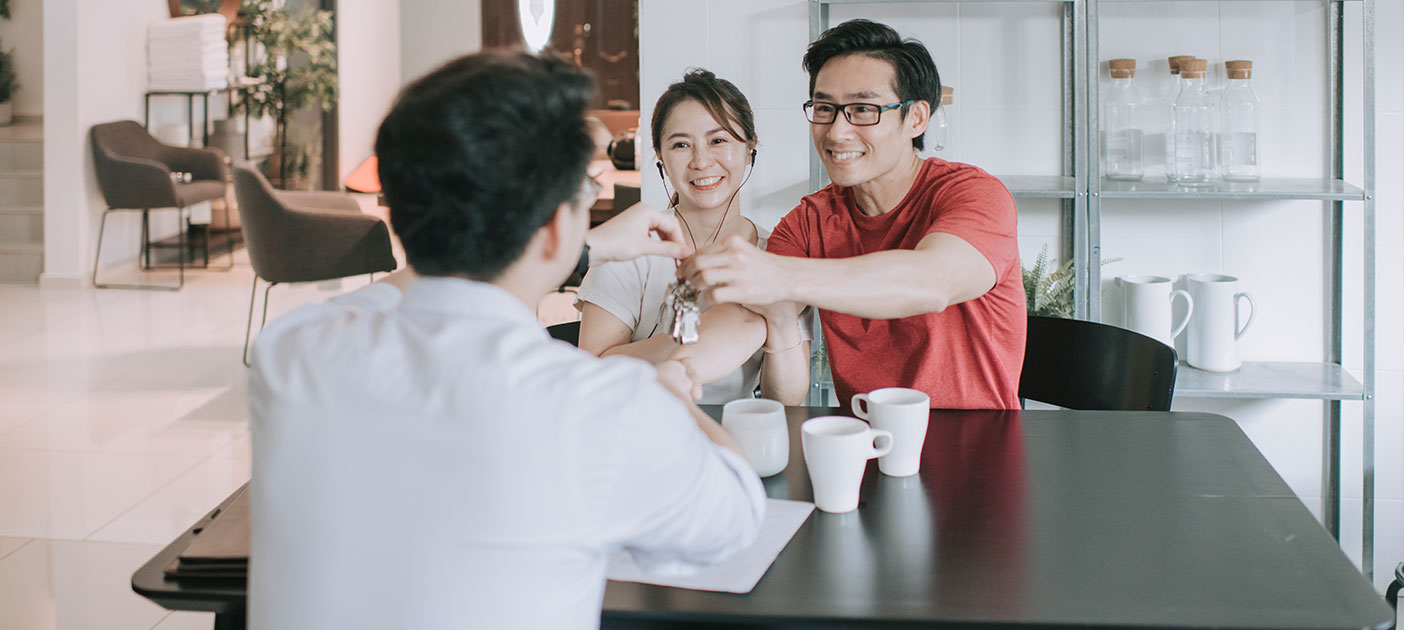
[[175, 206, 186, 289], [92, 209, 112, 288], [93, 208, 183, 291], [243, 279, 278, 367], [243, 276, 258, 367], [140, 209, 150, 270], [261, 282, 276, 330]]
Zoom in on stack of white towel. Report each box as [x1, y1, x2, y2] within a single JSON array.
[[148, 14, 229, 92]]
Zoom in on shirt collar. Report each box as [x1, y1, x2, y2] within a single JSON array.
[[400, 275, 542, 329]]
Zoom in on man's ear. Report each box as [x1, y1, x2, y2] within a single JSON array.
[[540, 200, 587, 263], [906, 100, 932, 141]]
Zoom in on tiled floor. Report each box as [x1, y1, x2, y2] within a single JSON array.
[[0, 250, 581, 630]]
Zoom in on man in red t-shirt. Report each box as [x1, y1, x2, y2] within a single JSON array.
[[682, 19, 1026, 410]]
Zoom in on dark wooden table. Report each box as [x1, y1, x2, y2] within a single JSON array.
[[132, 408, 1394, 630]]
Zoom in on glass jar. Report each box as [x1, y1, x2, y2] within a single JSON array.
[[1172, 58, 1216, 186], [1104, 59, 1144, 181], [1218, 60, 1260, 182], [931, 86, 952, 152], [1163, 55, 1194, 183]]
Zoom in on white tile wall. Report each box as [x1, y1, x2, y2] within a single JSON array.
[[641, 0, 1403, 580], [706, 0, 811, 112]]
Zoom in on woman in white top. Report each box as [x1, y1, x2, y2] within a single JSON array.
[[576, 69, 810, 404]]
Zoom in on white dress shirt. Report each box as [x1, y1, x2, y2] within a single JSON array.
[[248, 276, 766, 630]]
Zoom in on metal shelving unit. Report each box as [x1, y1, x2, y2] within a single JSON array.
[[1087, 0, 1376, 576], [1097, 178, 1365, 200], [802, 0, 1376, 577]]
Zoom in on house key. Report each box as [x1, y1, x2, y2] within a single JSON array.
[[667, 280, 702, 345]]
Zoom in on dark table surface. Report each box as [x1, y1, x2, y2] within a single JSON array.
[[133, 408, 1394, 630]]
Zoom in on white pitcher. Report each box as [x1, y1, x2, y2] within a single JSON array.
[[1117, 275, 1193, 348], [1184, 273, 1255, 371]]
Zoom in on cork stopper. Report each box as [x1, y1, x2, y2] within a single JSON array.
[[1225, 59, 1253, 79], [940, 85, 953, 106], [1109, 58, 1136, 79], [1168, 55, 1195, 75], [1179, 58, 1207, 79]]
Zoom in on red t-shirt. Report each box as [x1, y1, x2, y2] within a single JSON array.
[[768, 158, 1026, 409]]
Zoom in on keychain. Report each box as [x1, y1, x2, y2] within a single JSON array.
[[666, 279, 702, 345]]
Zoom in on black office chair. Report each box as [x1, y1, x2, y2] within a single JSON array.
[[1019, 315, 1178, 412], [547, 321, 581, 347]]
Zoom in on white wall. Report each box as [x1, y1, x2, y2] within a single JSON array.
[[337, 0, 401, 183], [0, 0, 44, 115], [640, 0, 1403, 590], [42, 0, 172, 286], [399, 0, 480, 86]]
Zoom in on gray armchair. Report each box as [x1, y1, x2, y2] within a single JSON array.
[[90, 120, 231, 290], [234, 167, 398, 365]]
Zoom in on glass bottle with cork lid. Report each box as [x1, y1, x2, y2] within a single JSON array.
[[931, 85, 953, 152], [1218, 60, 1260, 182], [1163, 55, 1196, 182], [1104, 58, 1144, 181], [1172, 58, 1216, 186]]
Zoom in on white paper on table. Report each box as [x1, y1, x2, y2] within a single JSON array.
[[606, 498, 814, 594]]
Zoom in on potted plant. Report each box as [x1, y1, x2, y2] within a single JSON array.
[[236, 0, 337, 189], [0, 0, 13, 126], [0, 40, 16, 126], [1022, 245, 1076, 319]]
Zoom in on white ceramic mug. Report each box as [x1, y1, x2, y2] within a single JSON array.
[[722, 399, 790, 477], [1184, 273, 1255, 372], [851, 387, 930, 477], [801, 416, 893, 513], [1118, 275, 1193, 348]]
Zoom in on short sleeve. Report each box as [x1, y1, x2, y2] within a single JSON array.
[[575, 259, 646, 329], [764, 202, 811, 259], [926, 171, 1020, 283]]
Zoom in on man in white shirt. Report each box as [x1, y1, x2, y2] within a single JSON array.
[[248, 51, 767, 630]]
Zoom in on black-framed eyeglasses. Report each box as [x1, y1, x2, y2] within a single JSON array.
[[803, 100, 916, 126]]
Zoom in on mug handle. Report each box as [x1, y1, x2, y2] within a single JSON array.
[[869, 429, 894, 459], [851, 394, 870, 420], [1169, 289, 1194, 340], [1234, 292, 1255, 340]]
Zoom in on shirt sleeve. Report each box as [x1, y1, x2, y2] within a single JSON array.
[[574, 259, 646, 329], [925, 170, 1021, 283], [764, 202, 811, 259], [596, 373, 767, 573]]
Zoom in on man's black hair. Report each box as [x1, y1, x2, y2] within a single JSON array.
[[376, 50, 596, 280], [802, 19, 942, 151]]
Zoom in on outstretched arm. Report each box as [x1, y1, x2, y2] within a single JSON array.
[[585, 202, 691, 264], [681, 232, 996, 320]]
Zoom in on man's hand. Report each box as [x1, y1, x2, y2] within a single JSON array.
[[680, 235, 791, 307], [655, 358, 704, 402], [585, 202, 691, 264]]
